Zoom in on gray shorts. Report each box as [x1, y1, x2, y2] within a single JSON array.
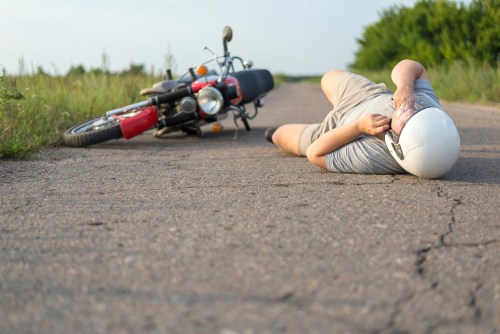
[[299, 123, 320, 156], [298, 72, 391, 156]]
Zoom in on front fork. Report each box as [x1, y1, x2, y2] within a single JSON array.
[[229, 99, 262, 139]]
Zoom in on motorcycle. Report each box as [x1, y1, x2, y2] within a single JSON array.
[[62, 26, 274, 147]]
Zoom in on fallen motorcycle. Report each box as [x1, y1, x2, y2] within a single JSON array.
[[62, 26, 274, 147]]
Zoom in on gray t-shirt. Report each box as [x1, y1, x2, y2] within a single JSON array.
[[324, 78, 439, 174]]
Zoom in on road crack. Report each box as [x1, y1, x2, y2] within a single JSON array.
[[405, 187, 496, 331]]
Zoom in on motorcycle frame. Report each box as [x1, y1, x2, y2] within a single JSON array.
[[103, 29, 263, 139]]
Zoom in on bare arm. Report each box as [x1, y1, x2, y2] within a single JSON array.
[[391, 59, 429, 109], [306, 114, 390, 169]]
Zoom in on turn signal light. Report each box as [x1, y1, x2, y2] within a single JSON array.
[[213, 123, 223, 133], [196, 65, 208, 76]]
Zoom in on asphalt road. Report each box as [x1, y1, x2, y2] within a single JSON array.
[[1, 82, 499, 334]]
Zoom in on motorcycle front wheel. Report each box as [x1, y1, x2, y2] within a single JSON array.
[[62, 116, 123, 147]]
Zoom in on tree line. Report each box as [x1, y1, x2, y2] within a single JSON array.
[[66, 63, 147, 76], [351, 0, 499, 70]]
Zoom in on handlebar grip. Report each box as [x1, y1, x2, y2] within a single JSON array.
[[150, 87, 192, 105]]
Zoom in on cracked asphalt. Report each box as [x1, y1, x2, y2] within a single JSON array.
[[1, 82, 499, 334]]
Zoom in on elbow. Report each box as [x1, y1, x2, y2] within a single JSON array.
[[396, 59, 419, 67], [391, 59, 428, 84], [396, 59, 426, 71], [306, 147, 327, 169]]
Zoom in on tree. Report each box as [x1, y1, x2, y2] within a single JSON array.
[[468, 0, 500, 65], [351, 6, 405, 70], [36, 66, 50, 76], [67, 64, 86, 76], [351, 0, 499, 70], [121, 63, 146, 76]]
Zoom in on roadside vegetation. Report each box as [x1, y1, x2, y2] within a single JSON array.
[[0, 67, 156, 158], [0, 0, 498, 159], [277, 59, 499, 102]]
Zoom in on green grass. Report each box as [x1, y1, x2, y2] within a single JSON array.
[[356, 61, 500, 103], [0, 73, 156, 158], [1, 61, 498, 159], [277, 61, 500, 104]]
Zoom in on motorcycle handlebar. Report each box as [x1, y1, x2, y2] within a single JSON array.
[[149, 69, 274, 108], [150, 87, 192, 105]]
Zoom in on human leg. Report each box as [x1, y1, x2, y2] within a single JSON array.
[[321, 70, 393, 113], [272, 124, 310, 156], [321, 69, 345, 105]]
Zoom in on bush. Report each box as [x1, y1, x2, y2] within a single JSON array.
[[351, 0, 500, 70]]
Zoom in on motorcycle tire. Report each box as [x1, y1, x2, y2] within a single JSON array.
[[62, 116, 123, 147]]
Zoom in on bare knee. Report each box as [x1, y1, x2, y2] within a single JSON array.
[[321, 69, 344, 86], [321, 69, 345, 104], [271, 124, 308, 156], [271, 126, 282, 145], [272, 126, 289, 151]]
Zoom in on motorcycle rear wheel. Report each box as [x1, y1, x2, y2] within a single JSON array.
[[62, 116, 123, 147]]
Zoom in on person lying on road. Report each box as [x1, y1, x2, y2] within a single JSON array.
[[266, 59, 460, 179]]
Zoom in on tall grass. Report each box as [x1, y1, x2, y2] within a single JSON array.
[[356, 60, 500, 103], [0, 73, 156, 158], [429, 61, 499, 103], [0, 61, 498, 159], [278, 61, 499, 104]]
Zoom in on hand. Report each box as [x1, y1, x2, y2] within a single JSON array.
[[393, 85, 415, 110], [357, 114, 390, 136]]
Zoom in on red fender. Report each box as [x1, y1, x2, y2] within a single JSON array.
[[114, 106, 158, 139]]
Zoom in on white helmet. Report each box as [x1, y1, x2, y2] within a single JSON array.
[[385, 104, 460, 179]]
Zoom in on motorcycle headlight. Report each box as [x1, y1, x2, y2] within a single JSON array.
[[197, 87, 223, 115]]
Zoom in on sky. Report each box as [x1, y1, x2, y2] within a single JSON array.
[[0, 0, 464, 76]]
